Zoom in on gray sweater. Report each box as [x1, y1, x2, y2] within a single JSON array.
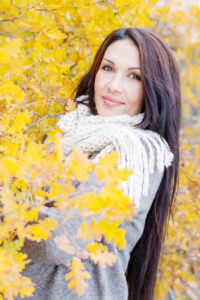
[[15, 168, 163, 300]]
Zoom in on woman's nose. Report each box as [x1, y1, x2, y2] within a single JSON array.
[[107, 73, 123, 93]]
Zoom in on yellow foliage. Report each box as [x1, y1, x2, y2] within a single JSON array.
[[26, 218, 57, 241], [97, 219, 126, 249], [78, 220, 103, 242], [65, 149, 95, 182], [54, 235, 76, 256], [65, 258, 91, 296], [155, 139, 200, 299], [88, 244, 117, 268], [0, 0, 199, 298]]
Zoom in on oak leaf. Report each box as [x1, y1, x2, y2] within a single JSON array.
[[65, 258, 91, 296]]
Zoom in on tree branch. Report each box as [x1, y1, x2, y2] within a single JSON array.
[[23, 113, 63, 133]]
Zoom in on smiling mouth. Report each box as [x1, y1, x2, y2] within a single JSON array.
[[102, 96, 124, 106]]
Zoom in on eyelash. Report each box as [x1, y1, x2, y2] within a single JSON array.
[[101, 65, 141, 81]]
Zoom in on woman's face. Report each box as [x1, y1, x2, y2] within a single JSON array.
[[94, 39, 144, 117]]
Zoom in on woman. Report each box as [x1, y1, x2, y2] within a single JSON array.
[[18, 27, 181, 300]]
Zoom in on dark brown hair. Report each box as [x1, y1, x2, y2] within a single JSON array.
[[73, 27, 182, 300]]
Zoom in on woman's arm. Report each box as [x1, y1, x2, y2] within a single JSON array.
[[110, 168, 164, 272], [21, 172, 104, 265], [22, 166, 163, 268]]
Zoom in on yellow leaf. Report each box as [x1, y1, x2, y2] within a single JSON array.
[[99, 151, 119, 171], [65, 258, 91, 296], [97, 219, 126, 249], [54, 235, 76, 255], [78, 220, 102, 242], [67, 149, 94, 182], [90, 248, 116, 268], [66, 98, 76, 112], [27, 218, 57, 241], [86, 241, 107, 254]]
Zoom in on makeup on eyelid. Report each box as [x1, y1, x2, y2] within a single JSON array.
[[101, 64, 141, 81]]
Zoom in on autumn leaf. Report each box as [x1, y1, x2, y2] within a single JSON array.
[[97, 219, 126, 250], [88, 246, 117, 268], [54, 235, 76, 255], [66, 149, 94, 182], [78, 220, 102, 242], [26, 218, 57, 241], [65, 258, 91, 296]]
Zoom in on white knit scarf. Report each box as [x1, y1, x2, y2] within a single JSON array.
[[56, 95, 174, 207]]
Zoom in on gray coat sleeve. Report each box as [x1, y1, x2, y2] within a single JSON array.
[[21, 172, 104, 265], [107, 168, 164, 272], [21, 167, 163, 267]]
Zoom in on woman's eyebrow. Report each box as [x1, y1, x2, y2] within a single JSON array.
[[103, 58, 140, 69]]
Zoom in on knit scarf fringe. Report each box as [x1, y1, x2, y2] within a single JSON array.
[[56, 95, 174, 207]]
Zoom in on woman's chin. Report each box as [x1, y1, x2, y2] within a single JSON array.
[[96, 106, 122, 117]]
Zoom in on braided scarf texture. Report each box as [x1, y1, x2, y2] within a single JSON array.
[[56, 95, 174, 207]]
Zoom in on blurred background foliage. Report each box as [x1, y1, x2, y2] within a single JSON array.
[[0, 0, 199, 299]]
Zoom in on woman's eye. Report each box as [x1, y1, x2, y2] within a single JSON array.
[[102, 65, 113, 72], [129, 73, 141, 80]]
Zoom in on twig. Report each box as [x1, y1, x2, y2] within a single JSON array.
[[0, 33, 10, 37], [0, 17, 17, 23], [46, 92, 50, 115], [23, 113, 63, 133]]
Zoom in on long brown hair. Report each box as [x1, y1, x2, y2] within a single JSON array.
[[73, 27, 182, 300]]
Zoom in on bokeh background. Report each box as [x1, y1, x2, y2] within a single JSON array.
[[0, 1, 199, 299]]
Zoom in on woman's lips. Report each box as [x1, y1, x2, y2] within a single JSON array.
[[102, 96, 124, 107]]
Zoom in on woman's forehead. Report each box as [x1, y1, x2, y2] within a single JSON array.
[[102, 39, 141, 69]]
